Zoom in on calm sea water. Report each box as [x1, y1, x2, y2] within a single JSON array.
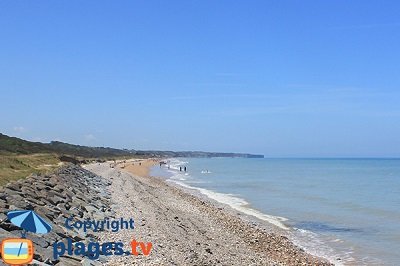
[[151, 158, 400, 265]]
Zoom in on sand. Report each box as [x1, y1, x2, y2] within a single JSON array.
[[86, 160, 334, 265], [115, 159, 156, 177]]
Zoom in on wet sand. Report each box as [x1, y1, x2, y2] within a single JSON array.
[[116, 159, 156, 177]]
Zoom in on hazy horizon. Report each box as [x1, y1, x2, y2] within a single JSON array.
[[1, 1, 399, 157]]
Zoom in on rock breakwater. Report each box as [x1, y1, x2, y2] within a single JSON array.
[[0, 164, 113, 266]]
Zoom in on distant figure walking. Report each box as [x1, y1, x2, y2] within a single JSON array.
[[179, 166, 182, 172], [184, 166, 187, 172]]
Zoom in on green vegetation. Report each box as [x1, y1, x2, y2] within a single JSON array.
[[0, 133, 135, 186], [0, 153, 60, 186], [0, 133, 133, 157]]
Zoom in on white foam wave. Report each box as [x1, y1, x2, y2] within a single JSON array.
[[165, 158, 188, 172], [168, 179, 289, 230], [201, 170, 212, 174], [291, 228, 358, 265], [164, 158, 288, 229]]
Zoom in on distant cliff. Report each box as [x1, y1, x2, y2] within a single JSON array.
[[133, 150, 264, 158]]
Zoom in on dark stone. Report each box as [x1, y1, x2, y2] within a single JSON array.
[[59, 155, 80, 165], [0, 227, 14, 238], [5, 182, 22, 192], [33, 246, 55, 263], [30, 234, 50, 248]]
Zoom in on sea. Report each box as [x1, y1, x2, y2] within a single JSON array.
[[150, 158, 400, 265]]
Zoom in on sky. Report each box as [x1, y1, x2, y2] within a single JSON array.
[[0, 1, 399, 157]]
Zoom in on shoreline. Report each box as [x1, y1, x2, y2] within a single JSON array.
[[154, 160, 348, 265], [86, 159, 334, 265], [153, 160, 346, 265]]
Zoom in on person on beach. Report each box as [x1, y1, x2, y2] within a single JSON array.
[[179, 167, 182, 171], [184, 166, 187, 172]]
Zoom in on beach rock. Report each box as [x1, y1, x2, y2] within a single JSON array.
[[0, 212, 7, 222], [33, 246, 54, 263], [30, 259, 54, 266], [47, 195, 66, 205], [81, 259, 102, 266], [5, 182, 22, 192], [30, 234, 51, 248], [0, 227, 14, 238]]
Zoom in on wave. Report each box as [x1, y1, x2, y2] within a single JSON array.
[[167, 178, 289, 230], [164, 158, 289, 229]]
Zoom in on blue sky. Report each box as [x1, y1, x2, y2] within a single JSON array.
[[1, 1, 399, 157]]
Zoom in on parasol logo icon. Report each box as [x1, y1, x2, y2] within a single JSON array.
[[6, 210, 52, 235]]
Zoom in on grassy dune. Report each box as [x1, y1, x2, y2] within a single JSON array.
[[0, 153, 61, 186], [0, 133, 138, 186]]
